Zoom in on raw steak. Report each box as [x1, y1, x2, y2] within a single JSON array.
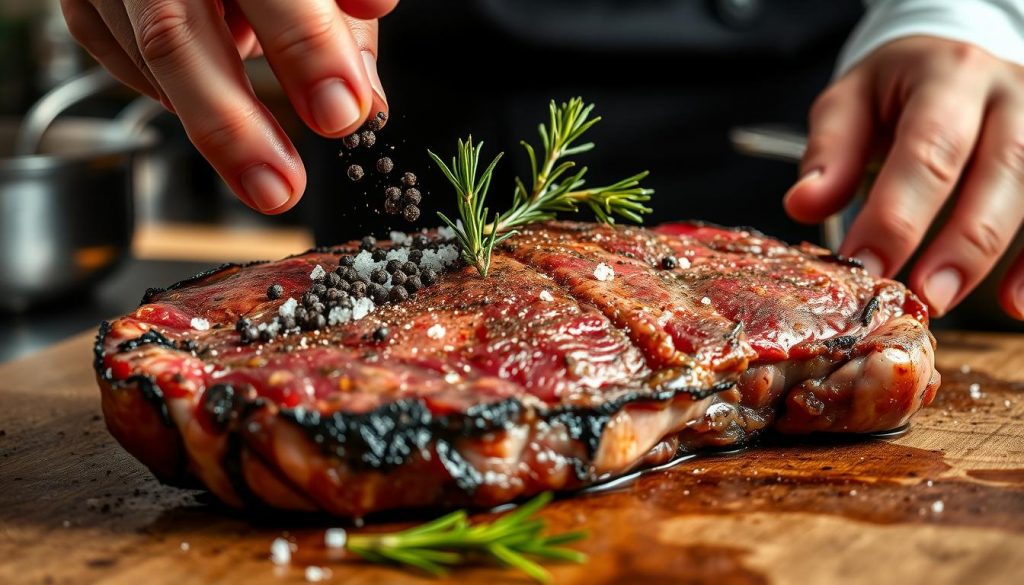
[[94, 221, 939, 516]]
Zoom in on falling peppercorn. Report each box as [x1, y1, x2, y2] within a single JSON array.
[[402, 204, 421, 222], [401, 172, 417, 187], [372, 326, 389, 342], [366, 111, 387, 132], [347, 164, 364, 181], [342, 133, 360, 149], [375, 157, 394, 174], [402, 187, 422, 206], [359, 130, 376, 148]]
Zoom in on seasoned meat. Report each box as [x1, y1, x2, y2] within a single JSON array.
[[94, 221, 939, 516]]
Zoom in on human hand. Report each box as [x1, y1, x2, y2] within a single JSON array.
[[784, 36, 1024, 318], [61, 0, 398, 214]]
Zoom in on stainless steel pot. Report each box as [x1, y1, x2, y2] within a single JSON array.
[[0, 71, 157, 312]]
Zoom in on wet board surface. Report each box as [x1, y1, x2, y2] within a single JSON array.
[[0, 329, 1021, 585]]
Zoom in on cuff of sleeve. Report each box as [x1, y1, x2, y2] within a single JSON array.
[[836, 0, 1024, 77]]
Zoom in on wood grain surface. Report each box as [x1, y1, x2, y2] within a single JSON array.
[[0, 330, 1021, 585]]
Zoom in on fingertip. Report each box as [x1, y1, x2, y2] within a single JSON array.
[[338, 0, 400, 20], [783, 168, 824, 223], [998, 275, 1024, 320]]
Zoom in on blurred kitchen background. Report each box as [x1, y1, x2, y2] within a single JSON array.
[[0, 0, 1017, 362]]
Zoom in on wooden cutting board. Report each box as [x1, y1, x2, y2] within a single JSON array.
[[0, 329, 1021, 585]]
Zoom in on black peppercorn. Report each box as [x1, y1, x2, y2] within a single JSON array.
[[371, 248, 387, 262], [385, 186, 401, 200], [342, 133, 360, 149], [302, 292, 319, 307], [311, 283, 327, 296], [661, 256, 677, 270], [420, 268, 438, 285], [282, 316, 297, 330], [402, 188, 422, 206], [326, 272, 342, 288], [242, 325, 260, 344], [339, 255, 355, 267], [405, 276, 423, 293], [310, 302, 325, 315], [401, 261, 419, 275], [401, 172, 417, 187], [350, 281, 367, 298], [389, 270, 407, 286], [235, 317, 251, 332], [259, 328, 275, 342], [375, 157, 394, 174], [267, 283, 284, 300], [386, 259, 402, 273], [368, 283, 387, 304], [359, 130, 376, 147], [388, 286, 409, 303], [341, 267, 359, 282], [408, 249, 423, 264], [366, 111, 387, 131], [360, 236, 376, 251], [384, 197, 402, 215], [372, 325, 389, 342], [347, 164, 364, 181], [370, 268, 389, 284], [308, 313, 326, 330], [412, 234, 429, 249], [402, 204, 420, 222]]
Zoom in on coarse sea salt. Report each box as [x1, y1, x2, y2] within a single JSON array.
[[305, 566, 331, 582], [427, 324, 446, 340], [327, 305, 352, 326], [539, 290, 554, 302], [270, 537, 291, 565], [436, 224, 457, 240], [190, 317, 210, 331], [279, 297, 298, 318], [677, 257, 691, 269], [351, 297, 374, 320], [931, 500, 945, 514], [700, 296, 712, 305], [324, 528, 347, 549], [593, 263, 615, 282], [309, 265, 326, 281], [352, 251, 375, 279], [389, 230, 411, 245], [969, 383, 983, 400]]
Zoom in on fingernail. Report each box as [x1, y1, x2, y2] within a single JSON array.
[[853, 249, 884, 276], [309, 78, 361, 134], [240, 164, 292, 212], [1015, 283, 1024, 318], [783, 168, 821, 203], [923, 267, 962, 316], [361, 51, 387, 107]]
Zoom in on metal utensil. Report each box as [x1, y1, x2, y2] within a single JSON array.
[[14, 68, 117, 156], [0, 70, 157, 312], [730, 125, 861, 251]]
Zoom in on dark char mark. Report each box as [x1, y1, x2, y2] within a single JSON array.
[[93, 321, 172, 427], [862, 295, 880, 326], [819, 252, 865, 269], [116, 329, 177, 353], [823, 335, 859, 353]]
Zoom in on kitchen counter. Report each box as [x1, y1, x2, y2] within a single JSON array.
[[0, 329, 1020, 584]]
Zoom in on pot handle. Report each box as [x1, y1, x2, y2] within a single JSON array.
[[13, 68, 118, 156], [116, 96, 166, 137]]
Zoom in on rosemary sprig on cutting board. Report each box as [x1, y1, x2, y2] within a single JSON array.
[[343, 492, 586, 582]]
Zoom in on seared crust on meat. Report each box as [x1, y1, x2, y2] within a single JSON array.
[[94, 221, 938, 516]]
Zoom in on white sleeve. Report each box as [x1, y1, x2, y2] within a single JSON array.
[[836, 0, 1024, 75]]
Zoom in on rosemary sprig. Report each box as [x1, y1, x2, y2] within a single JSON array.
[[344, 492, 586, 583], [500, 97, 653, 231], [427, 137, 509, 277], [429, 98, 653, 278]]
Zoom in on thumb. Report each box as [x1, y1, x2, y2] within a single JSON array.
[[342, 16, 387, 119], [784, 74, 874, 224]]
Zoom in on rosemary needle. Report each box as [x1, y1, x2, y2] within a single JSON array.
[[429, 98, 653, 278], [343, 492, 587, 582]]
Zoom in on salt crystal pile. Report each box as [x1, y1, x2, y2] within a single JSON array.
[[593, 263, 615, 282], [270, 537, 291, 565], [278, 297, 298, 318], [309, 265, 326, 281]]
